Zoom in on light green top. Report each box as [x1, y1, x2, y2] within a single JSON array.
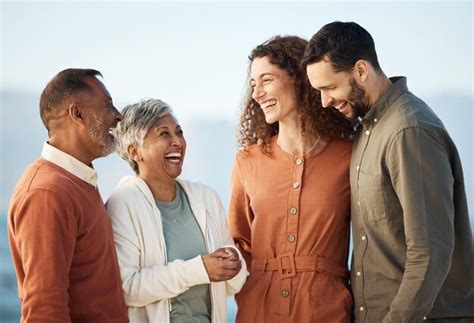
[[156, 183, 211, 323]]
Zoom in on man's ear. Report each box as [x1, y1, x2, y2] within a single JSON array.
[[68, 102, 85, 125], [353, 60, 370, 82]]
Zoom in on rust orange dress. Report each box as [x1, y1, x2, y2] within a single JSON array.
[[229, 137, 353, 323]]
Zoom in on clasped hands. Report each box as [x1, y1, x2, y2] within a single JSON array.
[[202, 247, 242, 282]]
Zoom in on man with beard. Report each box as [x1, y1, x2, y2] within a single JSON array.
[[303, 22, 474, 322], [8, 69, 128, 322]]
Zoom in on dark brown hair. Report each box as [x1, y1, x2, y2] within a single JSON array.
[[238, 35, 353, 155], [302, 21, 381, 72], [39, 68, 102, 130]]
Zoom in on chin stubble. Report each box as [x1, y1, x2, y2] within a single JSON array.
[[88, 114, 116, 157]]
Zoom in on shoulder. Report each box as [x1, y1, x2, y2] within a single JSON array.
[[179, 179, 219, 199], [11, 159, 86, 206], [108, 176, 141, 200], [106, 175, 151, 214], [26, 159, 81, 191], [328, 137, 353, 150], [9, 160, 84, 223], [233, 143, 273, 174], [178, 179, 224, 211], [391, 92, 444, 130]]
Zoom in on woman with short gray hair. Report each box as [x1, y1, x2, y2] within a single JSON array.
[[106, 98, 246, 323]]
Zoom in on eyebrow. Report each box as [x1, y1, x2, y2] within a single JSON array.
[[250, 72, 276, 82], [315, 84, 334, 91], [156, 125, 181, 130]]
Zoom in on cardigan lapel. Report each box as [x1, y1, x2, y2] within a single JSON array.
[[177, 178, 208, 239]]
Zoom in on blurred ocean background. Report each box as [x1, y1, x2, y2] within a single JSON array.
[[1, 1, 472, 322]]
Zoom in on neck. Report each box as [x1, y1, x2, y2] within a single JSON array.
[[367, 72, 392, 108], [49, 133, 94, 166], [140, 172, 176, 202], [277, 118, 319, 156]]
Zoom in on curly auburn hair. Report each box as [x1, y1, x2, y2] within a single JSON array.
[[237, 35, 353, 155]]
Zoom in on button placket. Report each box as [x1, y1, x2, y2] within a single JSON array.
[[286, 158, 303, 252], [278, 157, 304, 316]]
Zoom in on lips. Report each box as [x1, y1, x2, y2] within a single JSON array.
[[260, 99, 277, 113], [164, 152, 183, 164], [334, 101, 351, 115]]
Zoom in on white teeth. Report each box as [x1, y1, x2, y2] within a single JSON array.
[[164, 152, 181, 158], [335, 102, 346, 110], [261, 99, 277, 109]]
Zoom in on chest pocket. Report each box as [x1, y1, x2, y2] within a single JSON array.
[[357, 171, 388, 223]]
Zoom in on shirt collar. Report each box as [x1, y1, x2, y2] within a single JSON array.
[[41, 142, 98, 187], [360, 76, 408, 127]]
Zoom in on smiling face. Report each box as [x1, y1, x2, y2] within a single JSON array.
[[134, 115, 186, 181], [81, 76, 122, 158], [306, 58, 370, 120], [250, 56, 299, 125]]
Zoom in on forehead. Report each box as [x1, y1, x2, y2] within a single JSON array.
[[250, 56, 285, 79], [306, 59, 350, 88], [154, 114, 179, 128], [83, 76, 110, 99]]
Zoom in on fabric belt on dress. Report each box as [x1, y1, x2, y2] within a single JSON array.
[[251, 252, 349, 279]]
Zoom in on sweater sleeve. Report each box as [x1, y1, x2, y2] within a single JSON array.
[[106, 192, 211, 308], [9, 189, 76, 322], [228, 155, 254, 269]]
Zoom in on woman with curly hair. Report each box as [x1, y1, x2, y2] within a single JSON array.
[[228, 35, 354, 322]]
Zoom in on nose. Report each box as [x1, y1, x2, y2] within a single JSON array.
[[113, 105, 123, 122], [321, 91, 334, 108], [251, 83, 265, 102], [171, 135, 184, 147]]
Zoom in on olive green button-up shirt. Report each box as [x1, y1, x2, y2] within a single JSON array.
[[350, 77, 474, 323]]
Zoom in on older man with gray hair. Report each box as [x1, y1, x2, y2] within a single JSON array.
[[8, 68, 128, 322]]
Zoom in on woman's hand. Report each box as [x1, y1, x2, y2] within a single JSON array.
[[202, 248, 242, 282]]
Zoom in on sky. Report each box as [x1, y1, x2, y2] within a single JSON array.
[[1, 1, 472, 120]]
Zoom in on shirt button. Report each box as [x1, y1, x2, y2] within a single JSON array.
[[289, 207, 297, 215], [423, 317, 427, 320], [374, 118, 378, 123], [365, 130, 371, 136], [359, 306, 364, 311], [288, 234, 296, 242], [361, 235, 366, 241], [357, 201, 361, 206], [356, 165, 360, 171], [292, 182, 300, 189], [281, 289, 290, 297], [296, 158, 303, 166], [356, 271, 361, 276]]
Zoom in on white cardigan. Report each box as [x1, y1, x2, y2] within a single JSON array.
[[106, 176, 246, 323]]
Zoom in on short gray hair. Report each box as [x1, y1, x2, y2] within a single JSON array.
[[113, 98, 174, 174]]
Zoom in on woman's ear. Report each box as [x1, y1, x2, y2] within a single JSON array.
[[127, 144, 142, 162]]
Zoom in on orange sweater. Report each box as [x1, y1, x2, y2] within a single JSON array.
[[8, 158, 128, 322], [229, 137, 353, 323]]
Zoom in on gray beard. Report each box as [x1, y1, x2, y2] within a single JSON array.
[[88, 115, 116, 157]]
